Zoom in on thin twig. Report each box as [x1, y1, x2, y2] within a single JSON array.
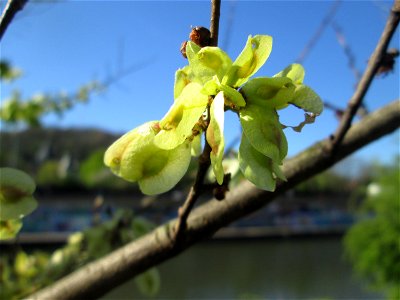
[[210, 0, 221, 47], [173, 0, 221, 244], [0, 0, 28, 41], [331, 21, 362, 84], [296, 0, 341, 63], [327, 2, 400, 154]]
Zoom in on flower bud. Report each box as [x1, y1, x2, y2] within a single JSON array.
[[189, 26, 211, 47]]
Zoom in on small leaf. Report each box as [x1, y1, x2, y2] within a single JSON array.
[[238, 134, 279, 191], [15, 251, 44, 278], [0, 167, 36, 199], [239, 104, 287, 164], [273, 63, 305, 85], [202, 78, 220, 96], [198, 47, 233, 82], [187, 42, 233, 84], [206, 92, 225, 184], [202, 78, 246, 108], [207, 157, 240, 183], [134, 268, 161, 297], [174, 66, 193, 99], [0, 219, 22, 240], [219, 84, 246, 108], [290, 85, 323, 115], [155, 83, 208, 150], [186, 40, 202, 59], [138, 142, 191, 195], [241, 77, 294, 109], [272, 64, 323, 115], [222, 35, 273, 88], [0, 195, 37, 220], [0, 61, 22, 82]]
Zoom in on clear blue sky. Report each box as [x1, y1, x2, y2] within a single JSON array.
[[1, 0, 399, 164]]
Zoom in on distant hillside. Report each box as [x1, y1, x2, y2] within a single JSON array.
[[1, 127, 118, 172], [0, 127, 197, 192]]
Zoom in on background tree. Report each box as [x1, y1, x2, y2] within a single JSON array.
[[344, 157, 400, 299]]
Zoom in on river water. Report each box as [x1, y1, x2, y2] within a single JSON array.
[[103, 236, 383, 299]]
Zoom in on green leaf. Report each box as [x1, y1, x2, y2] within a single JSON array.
[[222, 35, 273, 88], [239, 104, 288, 164], [207, 157, 240, 184], [174, 66, 192, 99], [206, 92, 225, 184], [273, 64, 323, 115], [138, 141, 191, 195], [202, 78, 220, 96], [238, 134, 284, 191], [0, 219, 22, 240], [104, 121, 158, 181], [134, 268, 161, 297], [15, 251, 36, 277], [155, 82, 208, 150], [202, 78, 246, 108], [0, 168, 38, 220], [0, 167, 36, 199], [241, 77, 294, 109], [0, 195, 37, 220], [0, 60, 22, 82], [273, 63, 305, 85], [290, 85, 323, 115], [187, 42, 232, 84], [219, 84, 246, 108], [186, 40, 202, 59]]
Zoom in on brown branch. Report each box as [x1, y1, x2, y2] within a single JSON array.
[[173, 0, 221, 244], [0, 0, 28, 41], [30, 100, 400, 300], [173, 140, 211, 244], [328, 2, 400, 154], [210, 0, 221, 47]]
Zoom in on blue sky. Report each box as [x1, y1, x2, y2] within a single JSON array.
[[1, 0, 399, 163]]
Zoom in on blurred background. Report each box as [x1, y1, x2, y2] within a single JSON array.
[[0, 0, 399, 299]]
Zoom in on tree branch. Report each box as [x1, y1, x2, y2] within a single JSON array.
[[209, 0, 221, 47], [173, 140, 211, 244], [0, 0, 28, 41], [30, 100, 400, 300], [328, 1, 400, 154]]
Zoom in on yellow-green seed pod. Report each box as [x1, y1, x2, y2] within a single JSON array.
[[0, 168, 37, 220]]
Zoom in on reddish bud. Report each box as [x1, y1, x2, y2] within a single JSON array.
[[180, 41, 188, 59], [189, 26, 211, 47]]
